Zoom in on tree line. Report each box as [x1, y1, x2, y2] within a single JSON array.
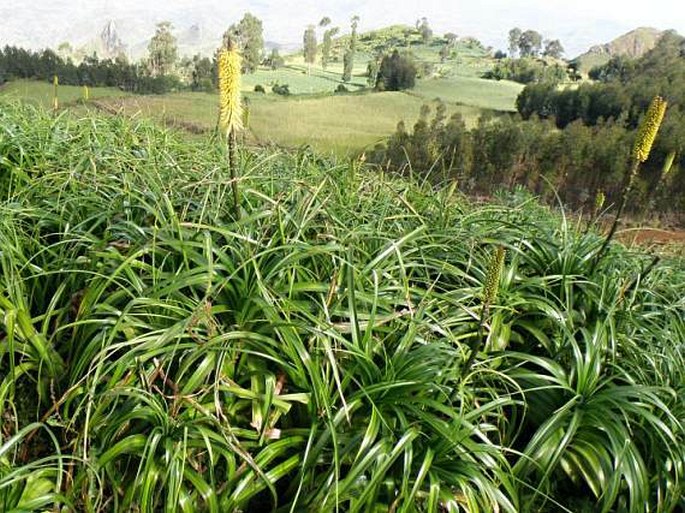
[[370, 102, 685, 219], [482, 27, 569, 85], [0, 14, 265, 94], [0, 45, 182, 94], [514, 31, 685, 183]]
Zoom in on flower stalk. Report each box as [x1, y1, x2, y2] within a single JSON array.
[[593, 96, 667, 269], [52, 75, 59, 112], [462, 246, 505, 378]]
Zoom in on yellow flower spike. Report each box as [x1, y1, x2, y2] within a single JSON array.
[[632, 96, 667, 163], [483, 246, 505, 308], [218, 46, 243, 136]]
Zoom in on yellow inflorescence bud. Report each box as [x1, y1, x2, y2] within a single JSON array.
[[632, 96, 667, 163], [662, 150, 676, 177], [218, 48, 243, 136], [483, 246, 505, 307], [594, 190, 606, 212]]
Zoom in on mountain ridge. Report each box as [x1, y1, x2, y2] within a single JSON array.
[[572, 27, 664, 74]]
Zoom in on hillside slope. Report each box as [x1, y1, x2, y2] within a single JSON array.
[[572, 27, 664, 74]]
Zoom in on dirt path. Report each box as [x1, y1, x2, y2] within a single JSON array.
[[618, 227, 685, 246]]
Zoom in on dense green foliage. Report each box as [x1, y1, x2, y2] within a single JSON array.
[[516, 31, 685, 131], [486, 27, 567, 85], [186, 54, 215, 92], [375, 50, 417, 91], [147, 22, 178, 77], [222, 13, 265, 74], [372, 103, 685, 218], [508, 32, 685, 217], [483, 57, 569, 84], [0, 102, 684, 512]]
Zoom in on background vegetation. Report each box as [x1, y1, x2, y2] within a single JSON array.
[[366, 32, 685, 222]]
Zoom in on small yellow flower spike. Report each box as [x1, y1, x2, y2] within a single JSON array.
[[632, 96, 667, 163], [52, 75, 59, 110], [662, 150, 676, 176], [483, 246, 505, 307], [218, 47, 243, 136], [594, 190, 606, 212]]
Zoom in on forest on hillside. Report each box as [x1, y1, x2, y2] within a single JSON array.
[[372, 32, 685, 222]]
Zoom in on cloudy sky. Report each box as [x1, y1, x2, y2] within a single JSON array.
[[1, 0, 684, 57]]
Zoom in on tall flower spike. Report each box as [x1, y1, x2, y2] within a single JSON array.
[[632, 96, 667, 163], [218, 46, 243, 136], [483, 246, 505, 308]]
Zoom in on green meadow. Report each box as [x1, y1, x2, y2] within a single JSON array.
[[93, 90, 483, 153], [0, 79, 130, 108], [0, 36, 522, 154]]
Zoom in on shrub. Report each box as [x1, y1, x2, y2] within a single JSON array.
[[254, 84, 266, 93], [272, 83, 290, 96], [483, 57, 567, 84], [375, 50, 417, 91]]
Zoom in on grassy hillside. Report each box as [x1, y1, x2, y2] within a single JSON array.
[[241, 60, 368, 95], [91, 91, 484, 153], [411, 76, 522, 111], [0, 101, 683, 512], [1, 69, 520, 156], [1, 79, 514, 154]]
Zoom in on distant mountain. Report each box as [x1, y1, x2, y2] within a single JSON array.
[[1, 0, 680, 66], [99, 20, 126, 57], [572, 27, 664, 74]]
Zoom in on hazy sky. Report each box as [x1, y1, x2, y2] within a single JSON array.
[[2, 0, 684, 57]]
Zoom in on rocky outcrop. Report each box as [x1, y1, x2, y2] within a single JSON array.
[[100, 20, 126, 57]]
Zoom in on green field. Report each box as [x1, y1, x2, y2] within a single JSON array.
[[241, 62, 368, 95], [0, 79, 130, 108], [412, 76, 523, 111], [248, 93, 483, 152], [1, 101, 683, 513], [87, 90, 483, 154], [0, 34, 523, 153]]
